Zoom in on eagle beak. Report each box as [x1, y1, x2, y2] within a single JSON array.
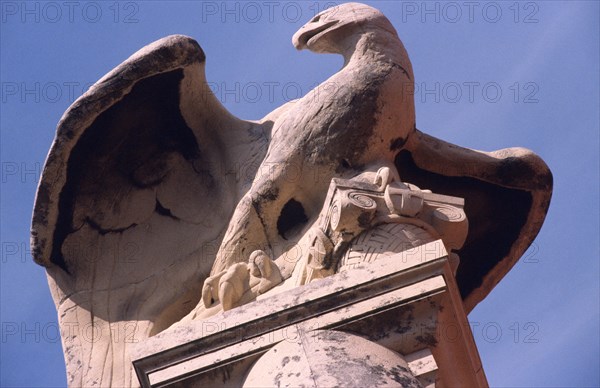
[[292, 19, 338, 50]]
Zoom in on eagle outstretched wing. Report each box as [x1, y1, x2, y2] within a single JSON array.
[[30, 35, 271, 386], [400, 130, 552, 312]]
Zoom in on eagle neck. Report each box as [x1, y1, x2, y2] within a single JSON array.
[[343, 31, 407, 71]]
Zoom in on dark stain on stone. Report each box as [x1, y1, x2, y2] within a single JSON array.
[[285, 310, 304, 322], [260, 187, 279, 202], [357, 211, 374, 228], [416, 332, 438, 347], [319, 330, 348, 343], [388, 365, 421, 387], [390, 136, 407, 151], [277, 198, 308, 240]]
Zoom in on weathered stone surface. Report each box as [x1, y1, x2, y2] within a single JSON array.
[[132, 240, 452, 387], [131, 240, 485, 387], [31, 2, 551, 387], [192, 164, 467, 316], [243, 330, 422, 387]]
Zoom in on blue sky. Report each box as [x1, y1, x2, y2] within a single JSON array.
[[1, 1, 598, 387]]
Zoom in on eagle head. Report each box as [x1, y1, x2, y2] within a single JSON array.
[[292, 3, 398, 54]]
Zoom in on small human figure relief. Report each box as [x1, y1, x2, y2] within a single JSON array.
[[200, 162, 468, 313]]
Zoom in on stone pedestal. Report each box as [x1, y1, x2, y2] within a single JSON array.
[[132, 240, 488, 387]]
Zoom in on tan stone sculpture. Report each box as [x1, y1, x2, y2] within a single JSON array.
[[31, 3, 552, 387], [195, 163, 468, 317]]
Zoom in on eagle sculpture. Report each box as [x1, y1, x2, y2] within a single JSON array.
[[31, 3, 551, 387]]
